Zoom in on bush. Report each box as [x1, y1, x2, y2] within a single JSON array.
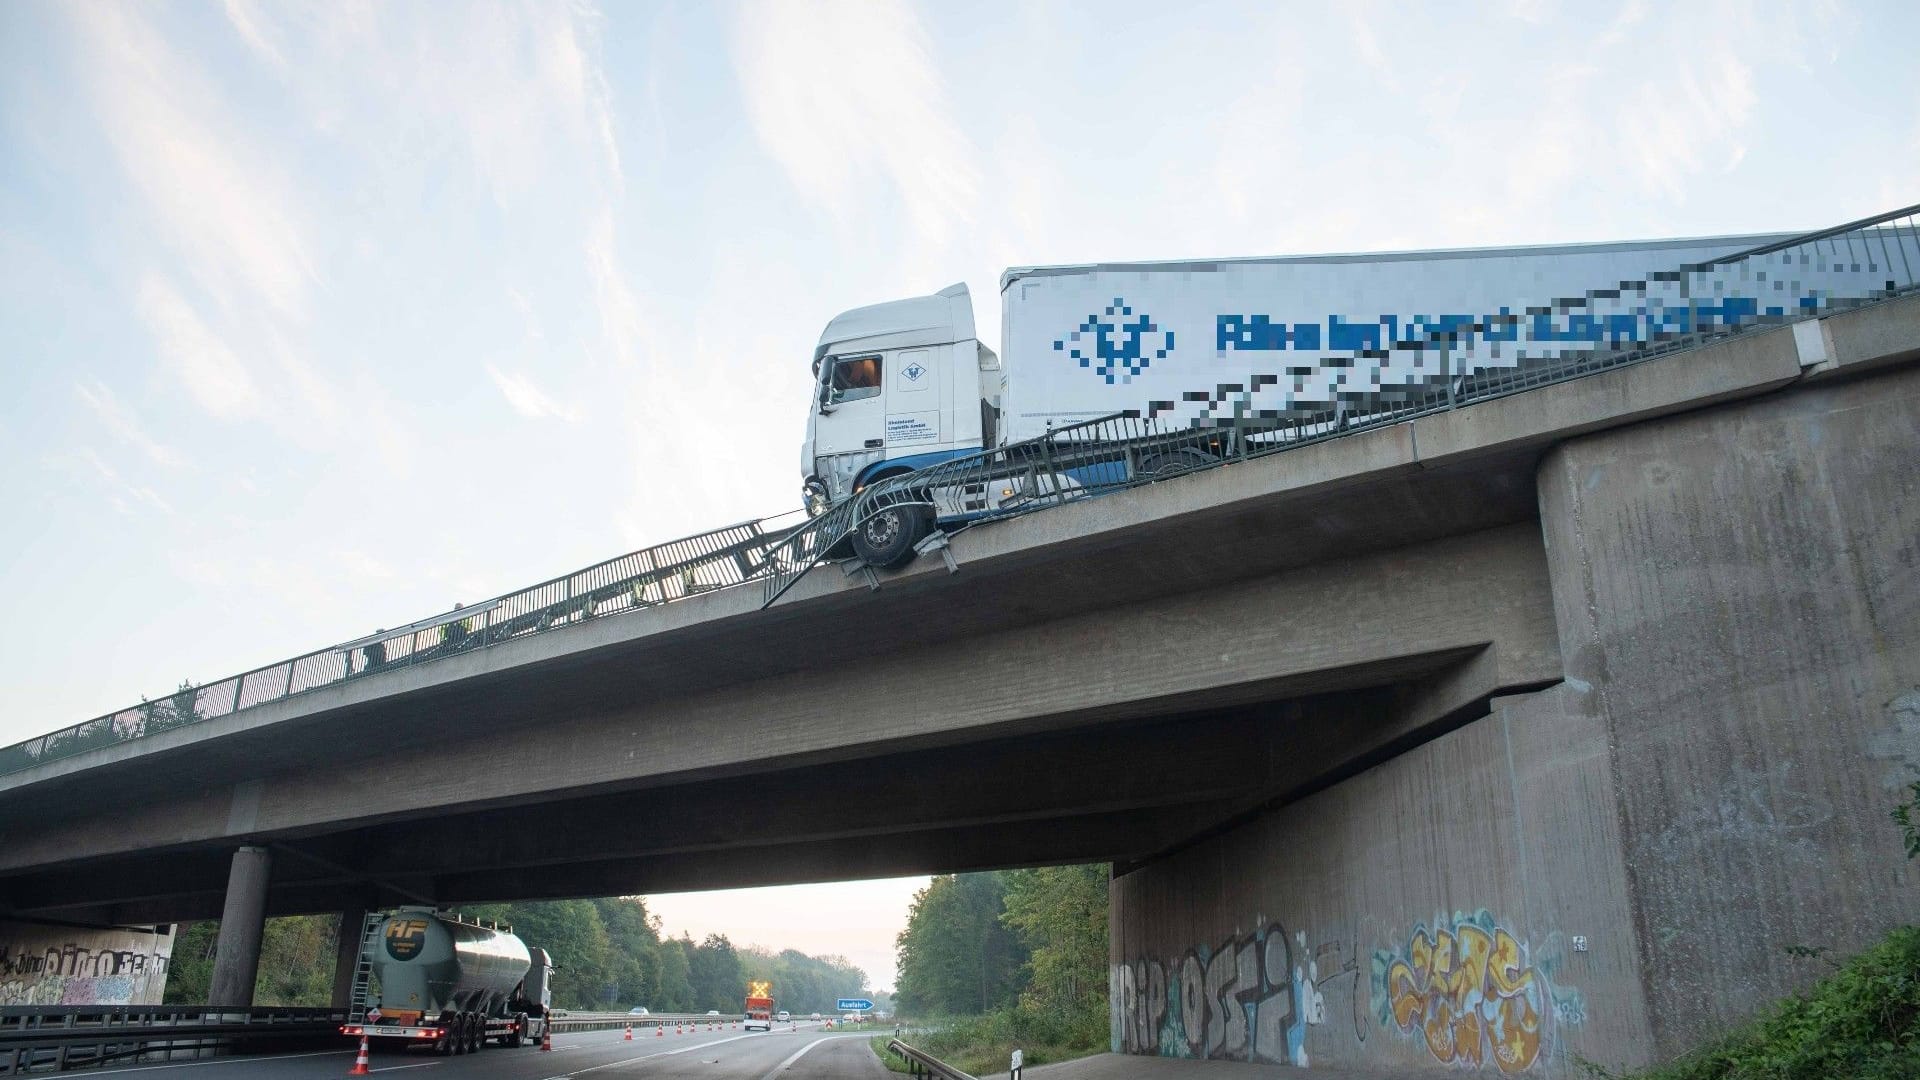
[[1591, 926, 1920, 1080], [875, 1003, 1108, 1075]]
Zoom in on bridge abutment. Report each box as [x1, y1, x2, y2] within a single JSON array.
[[1112, 359, 1920, 1073], [330, 907, 366, 1008], [206, 845, 271, 1007]]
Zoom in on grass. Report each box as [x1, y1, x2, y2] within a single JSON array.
[[872, 1008, 1107, 1076], [1582, 926, 1920, 1080]]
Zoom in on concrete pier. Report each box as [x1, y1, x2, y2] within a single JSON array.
[[206, 846, 271, 1008]]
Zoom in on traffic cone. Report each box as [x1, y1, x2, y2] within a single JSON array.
[[625, 1023, 634, 1041], [541, 1016, 553, 1051], [655, 1023, 663, 1037], [348, 1034, 371, 1075], [675, 1021, 683, 1035]]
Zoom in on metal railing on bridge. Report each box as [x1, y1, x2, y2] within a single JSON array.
[[758, 203, 1920, 604], [2, 203, 1915, 777]]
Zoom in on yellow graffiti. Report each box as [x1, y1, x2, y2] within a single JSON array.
[[1384, 924, 1543, 1073]]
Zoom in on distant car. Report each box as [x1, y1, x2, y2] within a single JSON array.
[[809, 1012, 820, 1021], [706, 1010, 720, 1016], [628, 1007, 650, 1016], [777, 1010, 790, 1022]]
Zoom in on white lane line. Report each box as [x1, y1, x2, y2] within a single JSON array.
[[758, 1035, 872, 1080], [538, 1031, 762, 1078], [371, 1062, 443, 1072], [63, 1049, 352, 1075]]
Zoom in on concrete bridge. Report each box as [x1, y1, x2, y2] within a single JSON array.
[[2, 289, 1917, 1074]]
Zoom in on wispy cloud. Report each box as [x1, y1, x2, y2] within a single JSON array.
[[73, 379, 186, 468], [487, 365, 580, 423], [72, 3, 316, 321], [134, 273, 261, 420], [71, 447, 175, 517], [730, 0, 979, 247]]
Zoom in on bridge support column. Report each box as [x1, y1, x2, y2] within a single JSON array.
[[331, 906, 368, 1008], [208, 845, 271, 1007]]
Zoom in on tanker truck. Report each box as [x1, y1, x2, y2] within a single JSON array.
[[800, 226, 1907, 567], [341, 908, 554, 1055]]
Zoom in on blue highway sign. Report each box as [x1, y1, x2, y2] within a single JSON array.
[[837, 998, 874, 1012]]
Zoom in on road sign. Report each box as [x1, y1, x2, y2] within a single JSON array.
[[836, 998, 873, 1012]]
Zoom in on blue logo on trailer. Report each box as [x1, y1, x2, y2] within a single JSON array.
[[903, 361, 927, 381], [1054, 298, 1173, 385]]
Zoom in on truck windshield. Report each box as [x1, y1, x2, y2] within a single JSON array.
[[828, 355, 882, 404]]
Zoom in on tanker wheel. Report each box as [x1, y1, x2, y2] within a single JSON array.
[[506, 1012, 525, 1048], [467, 1014, 483, 1054]]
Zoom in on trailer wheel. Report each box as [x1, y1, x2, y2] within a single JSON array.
[[1138, 448, 1212, 479], [507, 1012, 526, 1048], [467, 1013, 483, 1054], [850, 503, 930, 569]]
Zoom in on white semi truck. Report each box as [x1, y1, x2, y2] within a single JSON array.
[[801, 228, 1894, 567], [342, 908, 554, 1056]]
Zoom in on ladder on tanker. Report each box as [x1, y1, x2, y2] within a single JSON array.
[[346, 911, 383, 1024]]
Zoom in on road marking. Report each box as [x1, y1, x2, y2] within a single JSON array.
[[538, 1031, 761, 1078], [63, 1049, 351, 1075], [758, 1035, 870, 1079], [371, 1062, 443, 1073]]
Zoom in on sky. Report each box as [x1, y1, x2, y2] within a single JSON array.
[[1, 0, 1915, 993]]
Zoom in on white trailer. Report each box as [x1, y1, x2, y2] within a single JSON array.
[[801, 228, 1899, 566]]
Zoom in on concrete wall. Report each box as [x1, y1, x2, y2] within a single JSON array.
[[1537, 360, 1920, 1059], [1112, 358, 1920, 1072], [0, 920, 175, 1005], [1110, 683, 1645, 1076]]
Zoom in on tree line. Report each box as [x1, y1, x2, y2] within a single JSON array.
[[164, 895, 874, 1013], [894, 865, 1108, 1024]]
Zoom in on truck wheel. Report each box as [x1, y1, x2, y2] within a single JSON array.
[[850, 503, 930, 569], [507, 1012, 525, 1048], [467, 1014, 483, 1054], [1138, 448, 1212, 479]]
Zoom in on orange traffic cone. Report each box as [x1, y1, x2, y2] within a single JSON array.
[[541, 1016, 554, 1052], [675, 1021, 683, 1035], [625, 1023, 634, 1041], [348, 1034, 371, 1075], [655, 1023, 663, 1037]]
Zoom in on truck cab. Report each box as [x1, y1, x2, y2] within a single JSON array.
[[801, 283, 1002, 517]]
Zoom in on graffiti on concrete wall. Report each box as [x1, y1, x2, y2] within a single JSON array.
[[1112, 921, 1325, 1065], [0, 922, 175, 1006], [1370, 910, 1583, 1073]]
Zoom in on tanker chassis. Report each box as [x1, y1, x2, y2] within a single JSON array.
[[341, 908, 554, 1056]]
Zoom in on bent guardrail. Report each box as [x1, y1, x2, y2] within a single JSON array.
[[761, 203, 1920, 606], [4, 202, 1916, 777]]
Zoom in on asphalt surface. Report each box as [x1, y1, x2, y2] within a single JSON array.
[[77, 1022, 892, 1080]]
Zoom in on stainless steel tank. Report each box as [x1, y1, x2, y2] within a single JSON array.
[[371, 908, 532, 1019]]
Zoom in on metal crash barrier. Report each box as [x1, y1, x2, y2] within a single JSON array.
[[885, 1038, 980, 1080], [0, 1005, 348, 1075]]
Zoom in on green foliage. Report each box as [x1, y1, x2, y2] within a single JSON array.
[[737, 946, 870, 1014], [158, 899, 868, 1014], [1893, 781, 1920, 860], [1002, 864, 1108, 1024], [894, 872, 1028, 1015], [1585, 926, 1920, 1080], [888, 864, 1110, 1073], [874, 1008, 1108, 1075], [685, 932, 745, 1012], [162, 914, 341, 1006]]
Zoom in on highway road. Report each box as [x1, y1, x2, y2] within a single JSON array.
[[77, 1022, 894, 1080]]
